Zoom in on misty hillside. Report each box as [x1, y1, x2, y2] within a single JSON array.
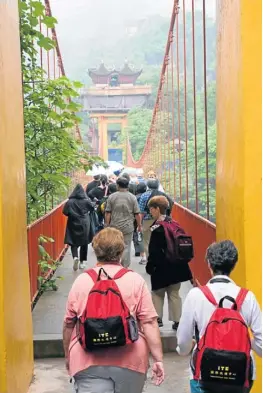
[[50, 0, 216, 80]]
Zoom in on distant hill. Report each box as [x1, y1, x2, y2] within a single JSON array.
[[50, 0, 216, 80]]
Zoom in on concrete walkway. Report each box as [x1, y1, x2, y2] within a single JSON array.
[[33, 245, 192, 339], [31, 245, 192, 392]]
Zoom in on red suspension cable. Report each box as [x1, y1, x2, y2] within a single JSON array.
[[192, 0, 199, 214], [183, 0, 189, 208], [203, 0, 209, 220], [176, 8, 182, 204]]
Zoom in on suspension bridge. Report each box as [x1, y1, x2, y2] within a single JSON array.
[[0, 0, 261, 392]]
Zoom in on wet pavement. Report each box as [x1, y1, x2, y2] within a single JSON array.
[[28, 354, 190, 393]]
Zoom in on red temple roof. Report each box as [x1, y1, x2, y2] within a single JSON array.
[[88, 61, 142, 85]]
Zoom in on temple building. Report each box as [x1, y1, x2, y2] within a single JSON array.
[[80, 61, 152, 162]]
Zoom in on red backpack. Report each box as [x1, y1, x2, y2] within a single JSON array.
[[193, 286, 251, 392], [154, 218, 194, 263], [78, 267, 139, 351]]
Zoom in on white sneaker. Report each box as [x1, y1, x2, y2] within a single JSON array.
[[79, 261, 86, 269], [73, 257, 79, 271]]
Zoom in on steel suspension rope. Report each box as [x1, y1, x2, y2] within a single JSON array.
[[170, 30, 176, 199], [166, 55, 171, 196], [183, 0, 189, 208], [202, 0, 210, 220], [192, 0, 199, 214], [126, 0, 178, 172], [176, 3, 182, 204]]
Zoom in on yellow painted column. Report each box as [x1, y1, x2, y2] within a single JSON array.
[[122, 116, 128, 165], [0, 2, 34, 393], [98, 116, 108, 160], [216, 1, 262, 392], [98, 116, 103, 158], [103, 118, 109, 161]]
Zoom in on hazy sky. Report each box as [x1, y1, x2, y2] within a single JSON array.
[[50, 0, 174, 42], [50, 0, 215, 39], [50, 0, 216, 78]]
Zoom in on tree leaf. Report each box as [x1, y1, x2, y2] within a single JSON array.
[[73, 81, 83, 89], [42, 16, 58, 29], [38, 245, 47, 257], [37, 37, 55, 51], [31, 1, 45, 17]]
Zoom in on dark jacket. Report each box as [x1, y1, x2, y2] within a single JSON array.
[[63, 184, 94, 246], [146, 217, 192, 291], [86, 180, 100, 195], [128, 183, 137, 195], [88, 186, 107, 202]]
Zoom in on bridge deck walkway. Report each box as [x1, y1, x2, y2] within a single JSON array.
[[31, 245, 192, 392], [33, 245, 192, 342]]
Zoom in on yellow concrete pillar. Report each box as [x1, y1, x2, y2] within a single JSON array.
[[98, 116, 103, 158], [0, 2, 34, 393], [121, 116, 128, 165], [98, 116, 108, 160], [216, 1, 262, 392], [103, 118, 109, 161]]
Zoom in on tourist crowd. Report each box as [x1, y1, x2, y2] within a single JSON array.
[[62, 169, 262, 393]]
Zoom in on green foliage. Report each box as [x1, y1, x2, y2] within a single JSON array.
[[127, 80, 216, 221], [127, 15, 170, 66], [126, 108, 153, 160], [19, 0, 102, 222], [157, 88, 216, 222], [177, 10, 216, 90], [100, 9, 216, 221], [137, 65, 162, 107], [164, 122, 217, 222], [37, 235, 63, 292]]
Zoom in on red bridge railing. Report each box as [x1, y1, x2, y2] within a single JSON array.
[[172, 203, 215, 284], [27, 202, 67, 302]]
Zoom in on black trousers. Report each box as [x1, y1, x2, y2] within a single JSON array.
[[71, 245, 88, 262]]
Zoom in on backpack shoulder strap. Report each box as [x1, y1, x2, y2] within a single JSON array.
[[234, 288, 249, 311], [199, 286, 218, 306], [114, 268, 133, 280], [86, 269, 98, 283]]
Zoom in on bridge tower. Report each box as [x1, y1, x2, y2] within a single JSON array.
[[0, 2, 33, 393], [217, 1, 262, 391], [80, 61, 151, 163]]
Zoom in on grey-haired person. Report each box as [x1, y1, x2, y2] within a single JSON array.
[[177, 240, 262, 393]]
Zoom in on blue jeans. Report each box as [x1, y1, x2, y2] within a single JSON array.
[[190, 380, 253, 393], [190, 380, 203, 393]]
